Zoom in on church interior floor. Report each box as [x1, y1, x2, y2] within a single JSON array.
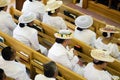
[[65, 3, 120, 28]]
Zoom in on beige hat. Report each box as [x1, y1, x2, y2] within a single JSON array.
[[0, 0, 8, 7], [75, 15, 93, 29], [45, 0, 63, 13], [19, 13, 36, 23], [54, 30, 73, 39], [91, 49, 115, 62], [100, 25, 119, 33]]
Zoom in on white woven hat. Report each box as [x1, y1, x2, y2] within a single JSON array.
[[19, 13, 36, 23], [100, 25, 119, 33], [91, 49, 115, 62], [75, 15, 93, 29], [0, 0, 8, 7], [45, 0, 63, 13], [54, 30, 73, 39]]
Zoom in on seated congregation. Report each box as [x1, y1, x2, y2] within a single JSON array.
[[0, 0, 120, 80]]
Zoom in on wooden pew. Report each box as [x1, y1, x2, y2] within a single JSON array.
[[59, 4, 120, 38], [9, 7, 120, 76], [30, 49, 86, 80], [0, 31, 87, 80]]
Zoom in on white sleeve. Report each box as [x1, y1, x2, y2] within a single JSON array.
[[53, 53, 73, 70], [6, 14, 17, 31], [91, 32, 96, 47], [57, 17, 67, 29], [109, 44, 120, 58], [15, 69, 31, 80], [29, 30, 40, 50]]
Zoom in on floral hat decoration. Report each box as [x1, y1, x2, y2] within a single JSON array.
[[54, 30, 73, 39]]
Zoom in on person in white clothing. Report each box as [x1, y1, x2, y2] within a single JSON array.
[[13, 13, 48, 55], [42, 0, 67, 30], [74, 15, 96, 47], [35, 61, 58, 80], [48, 30, 85, 76], [0, 46, 31, 80], [94, 25, 120, 60], [0, 0, 16, 36], [84, 49, 119, 80], [22, 0, 46, 21]]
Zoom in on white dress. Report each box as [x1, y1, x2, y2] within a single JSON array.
[[42, 13, 67, 30], [35, 74, 56, 80], [13, 25, 47, 55], [48, 43, 85, 76], [0, 11, 16, 36], [22, 0, 46, 21], [0, 56, 31, 80], [94, 37, 120, 60], [84, 62, 112, 80], [74, 28, 96, 47]]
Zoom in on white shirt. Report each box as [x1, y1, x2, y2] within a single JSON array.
[[84, 62, 112, 80], [13, 25, 47, 55], [0, 11, 16, 36], [22, 0, 46, 21], [48, 43, 84, 76], [35, 74, 56, 80], [0, 56, 30, 80], [94, 37, 120, 60], [74, 28, 96, 47], [42, 13, 67, 30]]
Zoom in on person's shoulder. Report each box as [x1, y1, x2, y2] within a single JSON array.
[[34, 74, 45, 80]]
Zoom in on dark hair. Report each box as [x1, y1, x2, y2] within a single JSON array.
[[102, 32, 114, 37], [55, 38, 65, 44], [0, 7, 4, 11], [93, 59, 105, 65], [44, 61, 57, 78], [48, 9, 58, 16], [0, 68, 5, 80], [19, 23, 25, 28], [1, 46, 14, 60], [29, 0, 33, 2], [77, 27, 83, 31]]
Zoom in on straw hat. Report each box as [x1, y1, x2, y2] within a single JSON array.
[[45, 0, 63, 13], [75, 15, 93, 29], [91, 49, 114, 62], [0, 0, 8, 7], [54, 30, 73, 39], [100, 25, 119, 33], [19, 13, 36, 23]]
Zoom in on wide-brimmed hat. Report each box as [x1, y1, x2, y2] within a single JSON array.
[[91, 49, 114, 62], [19, 13, 36, 23], [0, 0, 9, 7], [54, 30, 73, 39], [100, 25, 119, 33], [75, 15, 93, 29], [45, 0, 63, 13]]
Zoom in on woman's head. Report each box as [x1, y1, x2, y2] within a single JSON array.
[[45, 0, 62, 14], [18, 13, 36, 28], [0, 0, 8, 11]]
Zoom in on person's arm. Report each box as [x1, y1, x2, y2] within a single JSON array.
[[6, 14, 17, 31], [29, 30, 40, 51]]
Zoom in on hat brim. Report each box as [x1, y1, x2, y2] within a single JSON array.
[[54, 33, 72, 39], [100, 28, 119, 33], [0, 0, 9, 7], [91, 51, 114, 62], [45, 1, 63, 11]]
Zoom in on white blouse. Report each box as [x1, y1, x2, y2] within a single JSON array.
[[0, 11, 16, 36], [42, 13, 67, 30], [94, 37, 120, 60]]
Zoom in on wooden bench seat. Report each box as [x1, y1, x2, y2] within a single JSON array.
[[9, 6, 120, 76]]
